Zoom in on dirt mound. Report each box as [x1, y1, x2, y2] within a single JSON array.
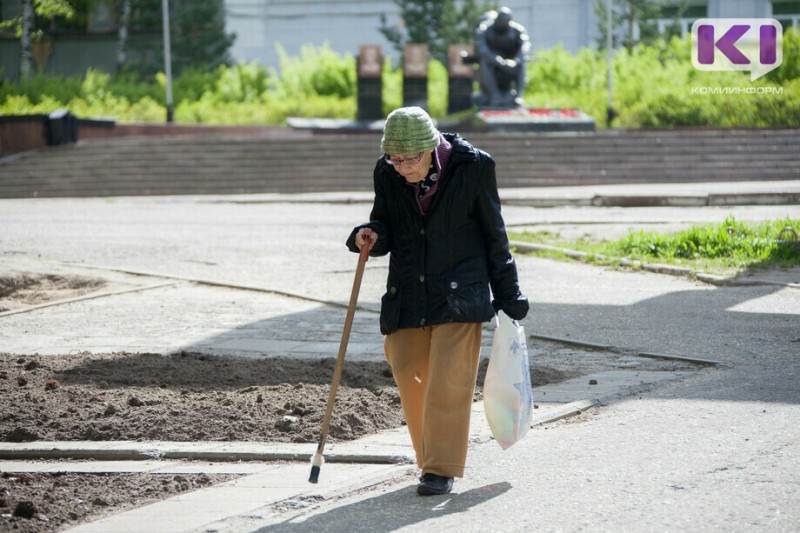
[[0, 352, 575, 445], [0, 273, 106, 312], [0, 352, 403, 444], [0, 471, 236, 533], [0, 351, 576, 532]]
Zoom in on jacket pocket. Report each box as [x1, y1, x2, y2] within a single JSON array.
[[380, 286, 401, 335], [445, 279, 492, 322]]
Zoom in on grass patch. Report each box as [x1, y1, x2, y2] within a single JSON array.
[[510, 217, 800, 277]]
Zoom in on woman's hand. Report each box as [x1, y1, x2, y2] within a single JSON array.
[[355, 227, 378, 250]]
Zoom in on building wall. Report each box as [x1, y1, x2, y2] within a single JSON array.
[[0, 41, 18, 78], [1, 0, 790, 80], [224, 0, 600, 69], [524, 0, 597, 51], [229, 0, 793, 69], [709, 0, 770, 17], [0, 35, 119, 80], [225, 0, 398, 67]]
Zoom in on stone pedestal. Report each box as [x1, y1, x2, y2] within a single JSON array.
[[474, 107, 595, 132], [357, 45, 383, 121], [402, 44, 428, 110]]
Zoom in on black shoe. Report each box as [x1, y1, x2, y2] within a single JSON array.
[[417, 473, 454, 496]]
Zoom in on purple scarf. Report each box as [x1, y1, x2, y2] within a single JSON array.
[[408, 133, 453, 215]]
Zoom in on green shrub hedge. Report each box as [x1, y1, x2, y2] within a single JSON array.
[[1, 31, 797, 127], [525, 31, 800, 127]]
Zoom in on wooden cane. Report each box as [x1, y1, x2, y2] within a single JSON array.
[[309, 241, 372, 483]]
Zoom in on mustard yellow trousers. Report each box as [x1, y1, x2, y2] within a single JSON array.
[[384, 322, 483, 478]]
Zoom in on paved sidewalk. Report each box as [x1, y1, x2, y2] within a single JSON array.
[[1, 180, 798, 531], [1, 370, 693, 533]]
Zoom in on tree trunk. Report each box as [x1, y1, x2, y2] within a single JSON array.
[[20, 0, 34, 80], [627, 6, 636, 51], [116, 0, 132, 72]]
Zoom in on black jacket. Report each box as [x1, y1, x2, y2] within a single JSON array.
[[347, 133, 528, 335]]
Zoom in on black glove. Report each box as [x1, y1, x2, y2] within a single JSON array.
[[492, 292, 529, 320]]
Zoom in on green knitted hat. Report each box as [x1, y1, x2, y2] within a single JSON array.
[[381, 107, 440, 154]]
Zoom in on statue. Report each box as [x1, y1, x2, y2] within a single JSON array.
[[473, 7, 530, 108]]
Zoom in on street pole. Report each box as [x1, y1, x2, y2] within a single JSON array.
[[606, 0, 615, 127], [162, 0, 174, 123]]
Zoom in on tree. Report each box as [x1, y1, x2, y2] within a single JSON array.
[[3, 0, 236, 78], [379, 0, 498, 64], [171, 0, 234, 72], [116, 0, 131, 72], [594, 0, 668, 51], [19, 0, 35, 80], [50, 0, 133, 73], [1, 0, 75, 80], [125, 0, 234, 76]]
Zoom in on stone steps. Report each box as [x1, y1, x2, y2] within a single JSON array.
[[1, 128, 798, 199]]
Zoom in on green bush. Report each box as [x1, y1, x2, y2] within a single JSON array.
[[382, 57, 448, 117], [427, 59, 448, 118], [94, 70, 162, 104], [767, 28, 800, 84], [1, 94, 64, 114], [1, 37, 798, 127], [524, 31, 799, 128], [637, 77, 800, 127], [0, 72, 83, 106], [382, 58, 402, 115], [167, 68, 220, 104], [525, 46, 607, 121], [273, 42, 356, 99]]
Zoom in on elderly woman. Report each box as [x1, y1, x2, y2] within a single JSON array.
[[347, 106, 528, 496]]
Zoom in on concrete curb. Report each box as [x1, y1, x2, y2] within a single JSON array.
[[0, 281, 178, 318], [530, 399, 599, 426], [503, 192, 800, 209], [193, 189, 800, 209], [0, 397, 648, 467], [510, 240, 799, 289], [528, 332, 724, 368], [529, 333, 613, 351], [636, 352, 723, 367], [0, 441, 414, 465], [64, 262, 383, 314]]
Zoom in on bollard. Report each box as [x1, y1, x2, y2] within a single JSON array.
[[403, 44, 428, 110], [357, 45, 383, 121], [448, 44, 475, 114]]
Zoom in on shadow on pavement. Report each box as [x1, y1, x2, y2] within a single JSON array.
[[256, 481, 512, 532], [528, 283, 796, 357], [28, 263, 799, 407], [171, 279, 799, 404]]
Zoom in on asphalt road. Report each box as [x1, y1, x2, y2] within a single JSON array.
[[1, 193, 799, 532]]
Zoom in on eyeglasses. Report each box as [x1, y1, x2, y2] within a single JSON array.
[[384, 152, 424, 167]]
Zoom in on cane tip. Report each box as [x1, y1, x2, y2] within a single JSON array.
[[308, 465, 320, 484]]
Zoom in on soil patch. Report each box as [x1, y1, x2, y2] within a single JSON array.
[[0, 352, 403, 444], [0, 352, 575, 532], [0, 352, 574, 444], [0, 471, 236, 533], [0, 273, 106, 313]]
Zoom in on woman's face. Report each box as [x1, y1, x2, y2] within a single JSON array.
[[387, 149, 434, 183]]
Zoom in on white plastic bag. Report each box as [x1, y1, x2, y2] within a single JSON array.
[[484, 310, 533, 450]]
